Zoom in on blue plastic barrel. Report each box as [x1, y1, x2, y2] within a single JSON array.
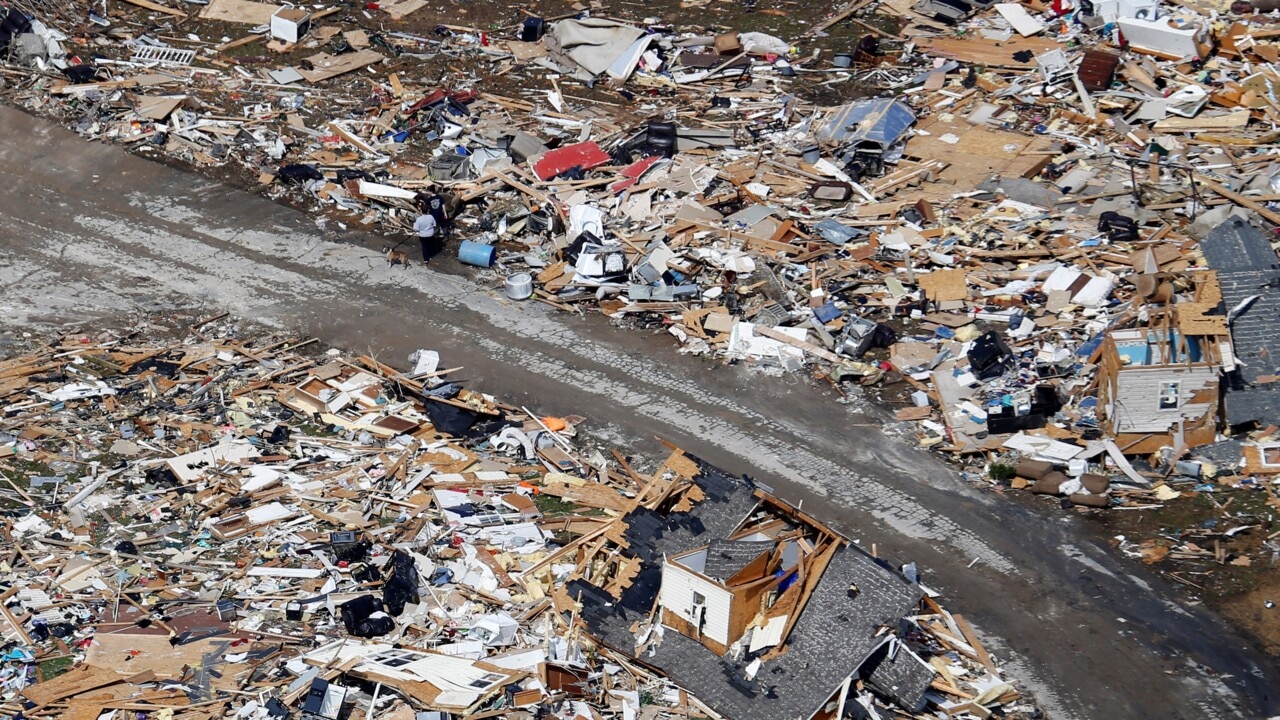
[[458, 241, 495, 267]]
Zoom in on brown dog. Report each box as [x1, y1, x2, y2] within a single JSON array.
[[386, 248, 410, 268]]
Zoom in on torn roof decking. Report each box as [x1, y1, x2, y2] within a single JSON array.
[[862, 640, 938, 713], [1200, 217, 1280, 426], [569, 462, 759, 652], [573, 458, 923, 720], [699, 539, 774, 582], [640, 543, 922, 720]]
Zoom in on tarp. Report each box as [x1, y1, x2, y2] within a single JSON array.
[[545, 19, 645, 77], [815, 98, 916, 153], [531, 141, 611, 180]]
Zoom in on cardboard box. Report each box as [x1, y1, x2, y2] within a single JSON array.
[[714, 32, 741, 55]]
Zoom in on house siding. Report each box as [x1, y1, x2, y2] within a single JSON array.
[[660, 562, 734, 646], [1111, 365, 1218, 433]]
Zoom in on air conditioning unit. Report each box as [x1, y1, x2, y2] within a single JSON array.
[[271, 7, 311, 44]]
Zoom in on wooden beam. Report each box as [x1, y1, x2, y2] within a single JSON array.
[[1194, 175, 1280, 226], [118, 0, 186, 17], [952, 613, 998, 675]]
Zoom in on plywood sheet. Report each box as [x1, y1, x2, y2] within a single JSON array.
[[917, 268, 968, 302], [916, 36, 1060, 68], [906, 114, 1053, 186], [200, 0, 278, 25], [299, 49, 386, 82], [85, 633, 247, 690], [378, 0, 428, 19]]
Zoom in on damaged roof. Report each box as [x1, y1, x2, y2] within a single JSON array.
[[1201, 217, 1280, 426], [574, 459, 923, 720], [644, 543, 922, 720], [701, 539, 773, 582]]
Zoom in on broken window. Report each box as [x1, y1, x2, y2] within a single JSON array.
[[1261, 445, 1280, 467], [471, 511, 504, 526], [370, 649, 424, 668], [468, 672, 506, 689], [1158, 381, 1180, 410]]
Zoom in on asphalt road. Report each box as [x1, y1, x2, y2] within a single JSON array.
[[0, 105, 1275, 720]]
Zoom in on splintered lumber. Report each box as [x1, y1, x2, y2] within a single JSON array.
[[952, 613, 998, 674], [21, 665, 126, 708], [1194, 175, 1280, 226], [755, 326, 842, 363], [120, 0, 187, 17]]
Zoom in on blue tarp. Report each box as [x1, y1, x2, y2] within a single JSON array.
[[815, 98, 916, 153]]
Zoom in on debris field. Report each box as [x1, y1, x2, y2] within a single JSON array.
[[0, 323, 1040, 719]]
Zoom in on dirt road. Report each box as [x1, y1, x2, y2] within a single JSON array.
[[1, 105, 1274, 719]]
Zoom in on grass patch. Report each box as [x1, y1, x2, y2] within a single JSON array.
[[534, 493, 581, 516], [39, 656, 75, 681], [296, 421, 339, 438], [988, 462, 1017, 483]]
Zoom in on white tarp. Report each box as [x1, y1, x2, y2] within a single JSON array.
[[36, 380, 115, 402], [545, 19, 645, 77], [995, 3, 1046, 36], [1002, 432, 1085, 462], [166, 441, 261, 483], [726, 323, 807, 364]]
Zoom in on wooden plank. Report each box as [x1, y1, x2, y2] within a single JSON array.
[[1153, 110, 1251, 132], [214, 33, 265, 52], [490, 170, 567, 222], [801, 0, 876, 37], [755, 326, 842, 363], [952, 613, 998, 674], [120, 0, 187, 17], [21, 666, 124, 708], [1194, 175, 1280, 226], [326, 122, 381, 156]]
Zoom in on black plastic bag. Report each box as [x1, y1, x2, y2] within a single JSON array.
[[354, 614, 395, 637], [382, 550, 419, 616], [423, 399, 478, 436], [277, 164, 323, 185], [333, 538, 370, 564], [338, 595, 381, 634], [63, 65, 100, 84], [268, 425, 291, 444]]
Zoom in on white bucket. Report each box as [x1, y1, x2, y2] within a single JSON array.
[[505, 272, 534, 300]]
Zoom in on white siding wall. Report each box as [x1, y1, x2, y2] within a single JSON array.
[[659, 561, 733, 645], [1113, 365, 1217, 432]]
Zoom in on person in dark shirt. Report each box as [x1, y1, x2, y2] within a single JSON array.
[[422, 187, 451, 238]]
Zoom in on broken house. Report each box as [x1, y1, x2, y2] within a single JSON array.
[[299, 642, 526, 716], [1200, 216, 1280, 430], [1095, 273, 1230, 453], [569, 460, 937, 720]]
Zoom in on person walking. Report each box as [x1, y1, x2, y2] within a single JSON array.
[[423, 187, 451, 239], [413, 211, 439, 263]]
